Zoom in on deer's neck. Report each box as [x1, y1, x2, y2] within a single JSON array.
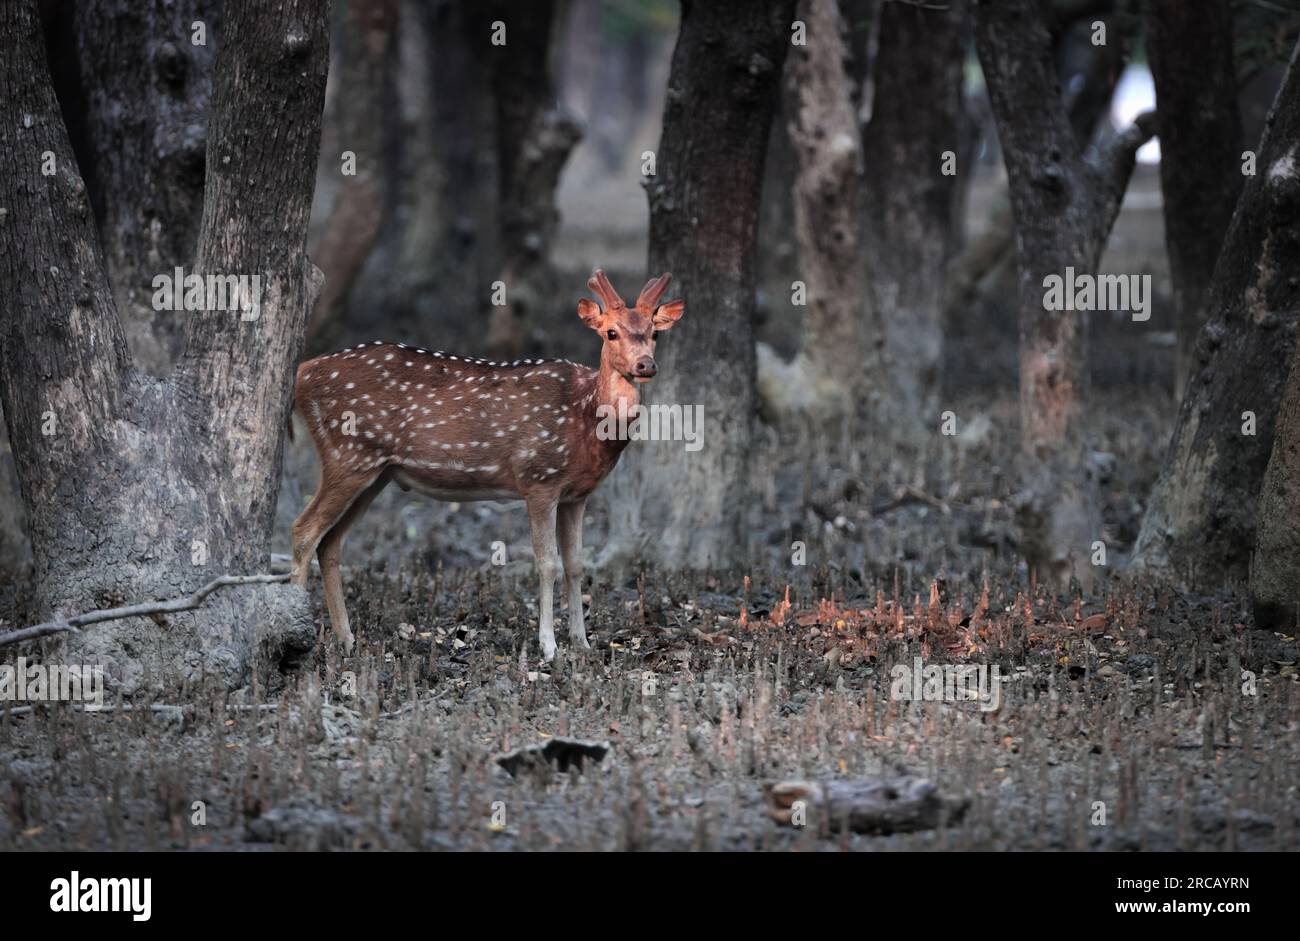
[[593, 355, 639, 418], [585, 356, 639, 455]]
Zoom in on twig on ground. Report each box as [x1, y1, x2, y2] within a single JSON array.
[[1, 702, 283, 719], [0, 573, 293, 649]]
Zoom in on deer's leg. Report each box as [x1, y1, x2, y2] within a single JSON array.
[[290, 467, 381, 602], [290, 484, 334, 587], [557, 498, 589, 650], [525, 494, 560, 662], [316, 473, 388, 654]]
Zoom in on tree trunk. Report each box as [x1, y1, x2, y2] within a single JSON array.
[[305, 0, 396, 341], [1147, 0, 1241, 400], [974, 0, 1153, 589], [775, 0, 874, 423], [0, 0, 328, 692], [423, 0, 500, 347], [335, 0, 498, 354], [602, 0, 794, 570], [861, 0, 967, 436], [477, 0, 583, 359], [1255, 335, 1300, 630], [944, 9, 1127, 329], [1136, 40, 1300, 589], [72, 0, 218, 375]]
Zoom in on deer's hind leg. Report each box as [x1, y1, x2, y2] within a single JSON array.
[[291, 467, 379, 583], [315, 471, 389, 653]]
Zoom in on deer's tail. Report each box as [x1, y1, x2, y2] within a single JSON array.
[[287, 366, 301, 443]]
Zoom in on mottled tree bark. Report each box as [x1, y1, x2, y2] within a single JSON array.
[[944, 10, 1126, 324], [1147, 0, 1241, 400], [603, 0, 794, 570], [777, 0, 874, 422], [1255, 338, 1300, 629], [72, 0, 218, 375], [477, 0, 582, 359], [1136, 40, 1300, 589], [0, 0, 328, 691], [974, 0, 1153, 589], [305, 0, 396, 340], [861, 0, 966, 435]]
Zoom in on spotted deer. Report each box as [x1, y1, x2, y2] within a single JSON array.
[[290, 270, 685, 660]]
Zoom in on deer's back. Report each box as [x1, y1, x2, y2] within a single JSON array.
[[294, 341, 617, 502]]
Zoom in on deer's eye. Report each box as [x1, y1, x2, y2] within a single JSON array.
[[652, 330, 660, 340], [606, 329, 618, 341]]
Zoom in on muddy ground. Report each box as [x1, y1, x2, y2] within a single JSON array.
[[2, 172, 1298, 851]]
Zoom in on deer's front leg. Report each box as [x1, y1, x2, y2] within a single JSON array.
[[557, 498, 589, 650], [525, 495, 560, 662]]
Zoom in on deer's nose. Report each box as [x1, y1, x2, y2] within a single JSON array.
[[634, 356, 657, 377]]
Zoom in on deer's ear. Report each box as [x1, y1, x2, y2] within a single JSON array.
[[652, 299, 684, 331], [578, 298, 604, 330]]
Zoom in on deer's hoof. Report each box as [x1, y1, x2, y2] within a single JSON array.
[[540, 638, 557, 663], [338, 631, 355, 656]]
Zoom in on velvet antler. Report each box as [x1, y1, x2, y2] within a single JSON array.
[[587, 269, 625, 310], [635, 273, 672, 312]]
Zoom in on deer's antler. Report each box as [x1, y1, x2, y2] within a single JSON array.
[[587, 269, 625, 311], [635, 273, 672, 312]]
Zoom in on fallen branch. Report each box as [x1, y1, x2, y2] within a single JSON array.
[[1, 702, 292, 721], [0, 703, 186, 719], [0, 572, 292, 649], [765, 774, 969, 834]]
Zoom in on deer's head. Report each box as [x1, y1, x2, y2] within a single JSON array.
[[578, 269, 684, 383]]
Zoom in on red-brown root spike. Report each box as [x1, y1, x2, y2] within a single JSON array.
[[635, 273, 672, 312], [587, 269, 625, 311]]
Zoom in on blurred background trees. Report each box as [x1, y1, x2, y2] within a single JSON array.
[[3, 0, 1300, 668]]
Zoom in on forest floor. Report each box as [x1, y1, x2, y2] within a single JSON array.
[[2, 381, 1298, 851], [2, 171, 1298, 851]]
